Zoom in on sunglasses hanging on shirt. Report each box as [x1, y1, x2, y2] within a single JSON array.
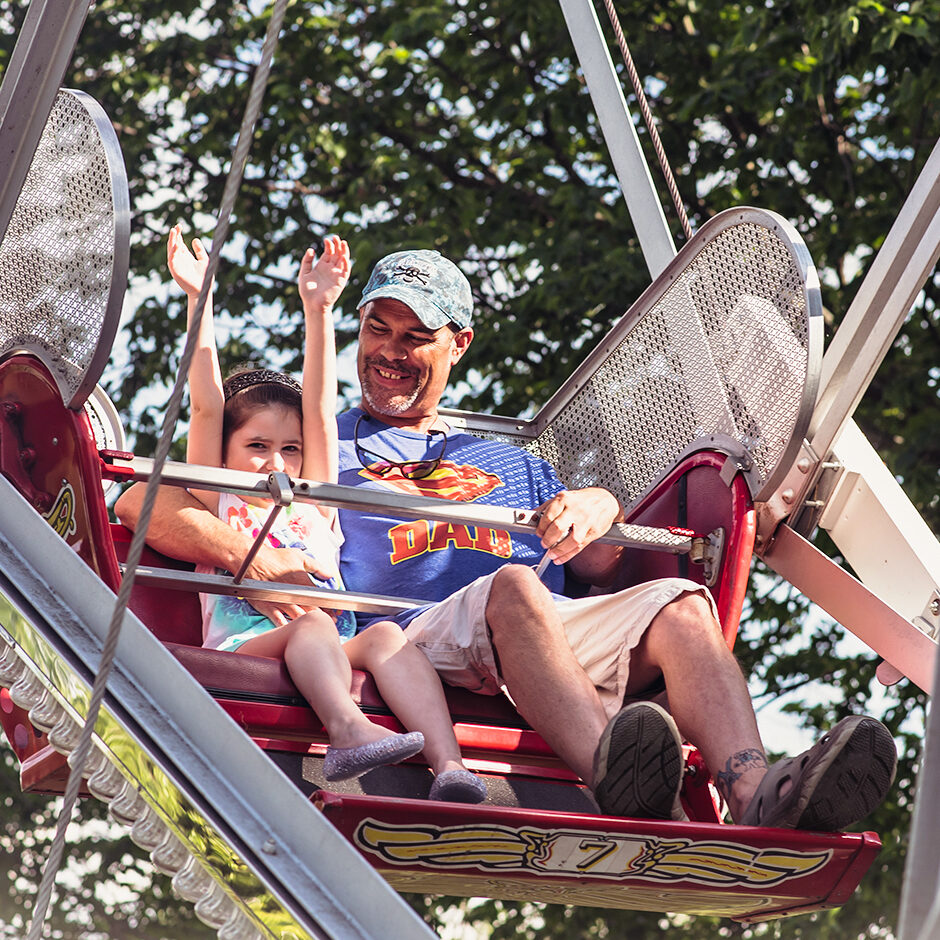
[[353, 414, 449, 480]]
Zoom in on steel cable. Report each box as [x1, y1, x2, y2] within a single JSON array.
[[599, 0, 693, 240]]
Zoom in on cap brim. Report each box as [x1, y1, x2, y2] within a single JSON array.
[[357, 285, 453, 330]]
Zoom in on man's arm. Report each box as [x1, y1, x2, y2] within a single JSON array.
[[114, 482, 326, 626], [534, 486, 624, 586], [116, 482, 245, 570]]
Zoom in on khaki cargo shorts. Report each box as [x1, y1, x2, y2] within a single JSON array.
[[403, 572, 718, 720]]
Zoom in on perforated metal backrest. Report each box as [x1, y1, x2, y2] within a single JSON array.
[[0, 88, 129, 409], [445, 208, 822, 510]]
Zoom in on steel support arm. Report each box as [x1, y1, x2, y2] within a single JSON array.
[[760, 524, 937, 694], [556, 0, 677, 277], [818, 422, 940, 642], [811, 138, 940, 457], [898, 632, 940, 940], [0, 0, 92, 246], [762, 139, 940, 542]]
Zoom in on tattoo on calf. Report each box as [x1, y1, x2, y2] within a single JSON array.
[[716, 748, 767, 799]]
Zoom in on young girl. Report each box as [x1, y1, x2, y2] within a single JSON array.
[[168, 225, 485, 801]]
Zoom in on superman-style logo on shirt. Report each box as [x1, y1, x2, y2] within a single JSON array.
[[358, 460, 512, 564], [357, 460, 501, 501]]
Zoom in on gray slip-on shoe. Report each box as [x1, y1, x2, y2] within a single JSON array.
[[323, 731, 425, 782], [428, 768, 487, 804]]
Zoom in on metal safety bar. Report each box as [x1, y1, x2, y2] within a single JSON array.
[[231, 471, 294, 584], [103, 453, 729, 604], [104, 453, 731, 609], [103, 454, 706, 557], [125, 566, 431, 616]]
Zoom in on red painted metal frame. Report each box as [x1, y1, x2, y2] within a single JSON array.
[[0, 362, 757, 805], [117, 450, 755, 773], [0, 356, 120, 590], [614, 451, 756, 647], [0, 356, 119, 789], [316, 792, 882, 922], [0, 354, 885, 921]]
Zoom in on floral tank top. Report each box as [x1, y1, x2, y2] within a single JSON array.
[[198, 492, 356, 651]]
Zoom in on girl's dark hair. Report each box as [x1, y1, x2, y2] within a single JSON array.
[[221, 368, 302, 450]]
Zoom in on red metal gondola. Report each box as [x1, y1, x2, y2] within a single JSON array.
[[0, 6, 938, 937]]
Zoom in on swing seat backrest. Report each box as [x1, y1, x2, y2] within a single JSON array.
[[443, 207, 822, 637], [446, 207, 822, 515]]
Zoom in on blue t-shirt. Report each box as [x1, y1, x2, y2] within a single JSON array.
[[337, 408, 567, 628]]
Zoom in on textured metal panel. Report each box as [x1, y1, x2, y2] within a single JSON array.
[[0, 88, 128, 408], [461, 209, 821, 510]]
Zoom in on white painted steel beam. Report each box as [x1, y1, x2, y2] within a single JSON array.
[[810, 138, 940, 457], [760, 524, 936, 694], [898, 638, 940, 940], [762, 139, 940, 541], [753, 138, 940, 695], [754, 141, 940, 683], [819, 422, 940, 642], [0, 0, 92, 246], [557, 0, 677, 278]]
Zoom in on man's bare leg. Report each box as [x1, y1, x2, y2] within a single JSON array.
[[627, 591, 897, 828], [485, 565, 609, 784], [624, 591, 767, 821]]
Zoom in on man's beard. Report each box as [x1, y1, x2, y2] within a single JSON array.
[[361, 359, 423, 416]]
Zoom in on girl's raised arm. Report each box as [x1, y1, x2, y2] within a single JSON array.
[[168, 224, 224, 511], [298, 236, 350, 502]]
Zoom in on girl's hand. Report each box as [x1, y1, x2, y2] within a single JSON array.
[[298, 235, 351, 313], [167, 223, 211, 297]]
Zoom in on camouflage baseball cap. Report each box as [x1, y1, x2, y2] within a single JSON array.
[[357, 249, 473, 330]]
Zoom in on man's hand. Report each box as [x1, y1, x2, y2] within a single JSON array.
[[535, 487, 622, 564], [242, 543, 338, 627], [535, 487, 624, 584]]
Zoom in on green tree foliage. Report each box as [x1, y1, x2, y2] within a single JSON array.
[[1, 0, 938, 936]]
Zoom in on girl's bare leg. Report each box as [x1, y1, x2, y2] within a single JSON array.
[[238, 611, 394, 748], [344, 620, 467, 777]]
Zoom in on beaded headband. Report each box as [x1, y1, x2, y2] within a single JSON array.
[[222, 369, 302, 401]]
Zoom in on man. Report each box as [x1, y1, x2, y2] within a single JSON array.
[[116, 248, 897, 828]]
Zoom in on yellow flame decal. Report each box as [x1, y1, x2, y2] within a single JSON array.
[[357, 822, 534, 869], [628, 840, 831, 886], [43, 482, 76, 539], [355, 820, 832, 888]]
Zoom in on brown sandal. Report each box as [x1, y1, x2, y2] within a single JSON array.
[[739, 716, 896, 830]]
